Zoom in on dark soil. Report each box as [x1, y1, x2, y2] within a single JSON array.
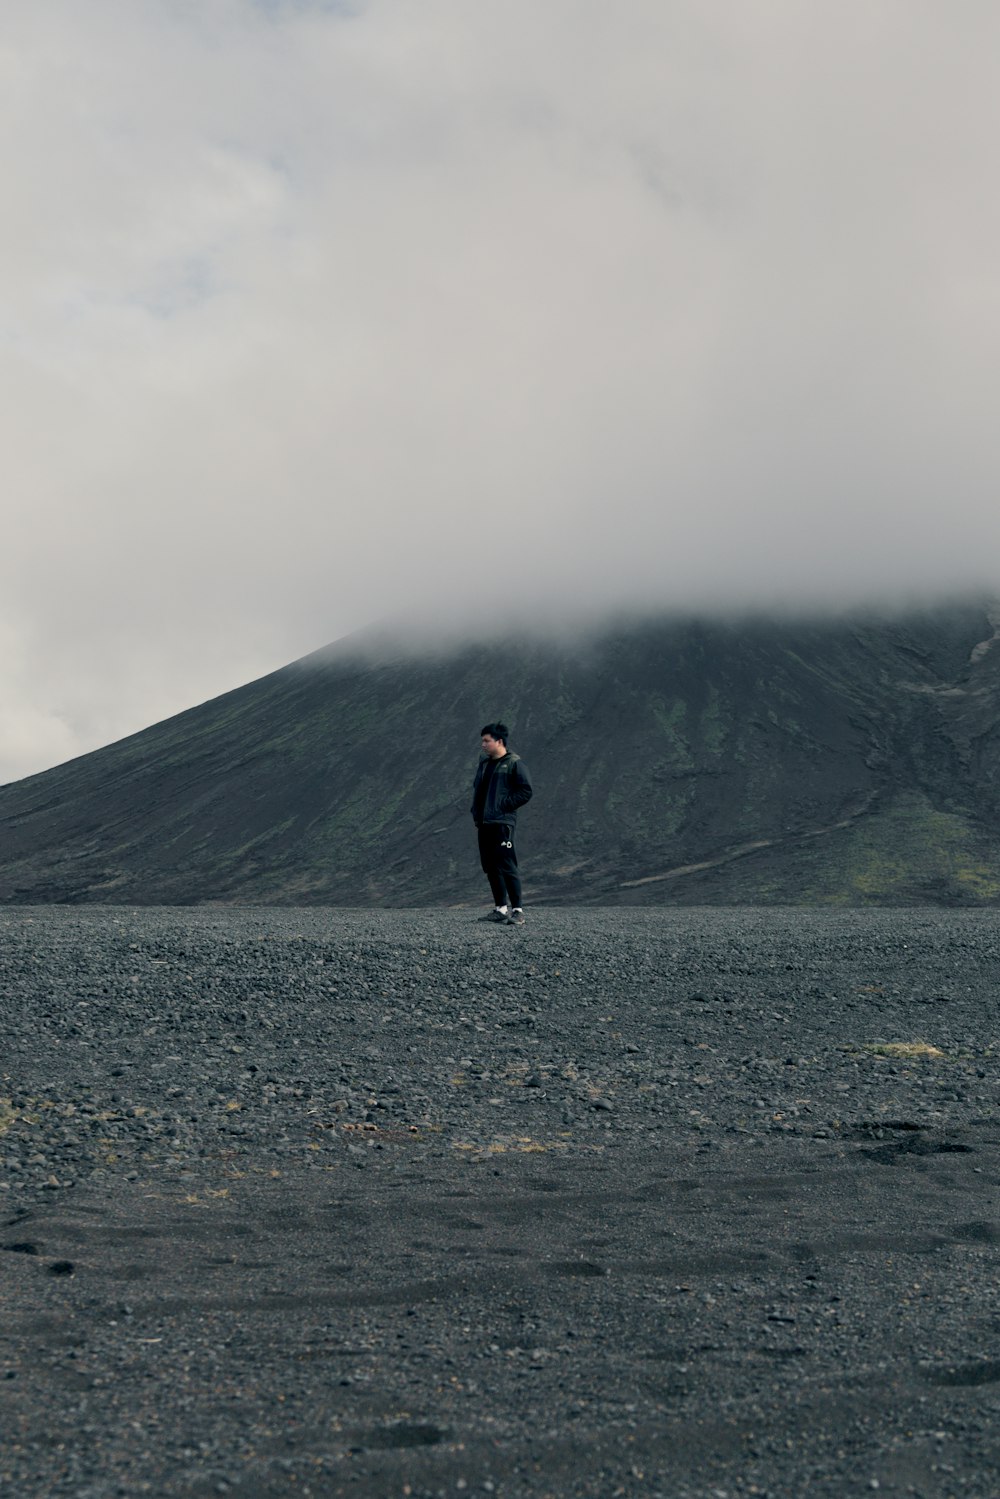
[[3, 907, 1000, 1497]]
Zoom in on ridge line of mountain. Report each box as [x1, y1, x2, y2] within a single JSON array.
[[2, 603, 1000, 905]]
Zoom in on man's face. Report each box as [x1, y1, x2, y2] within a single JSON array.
[[481, 734, 506, 759]]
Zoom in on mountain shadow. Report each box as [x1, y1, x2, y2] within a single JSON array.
[[3, 603, 1000, 906]]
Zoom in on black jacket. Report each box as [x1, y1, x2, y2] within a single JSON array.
[[471, 752, 533, 829]]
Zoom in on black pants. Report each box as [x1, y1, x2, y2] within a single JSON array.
[[478, 824, 522, 908]]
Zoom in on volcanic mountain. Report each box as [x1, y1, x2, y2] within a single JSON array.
[[3, 603, 1000, 906]]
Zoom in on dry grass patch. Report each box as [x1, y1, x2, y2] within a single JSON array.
[[863, 1041, 946, 1059]]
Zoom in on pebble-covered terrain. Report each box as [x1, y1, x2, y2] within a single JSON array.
[[3, 906, 1000, 1497]]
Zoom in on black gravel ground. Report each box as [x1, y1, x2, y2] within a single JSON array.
[[3, 906, 1000, 1498]]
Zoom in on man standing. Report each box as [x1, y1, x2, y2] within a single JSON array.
[[471, 722, 533, 925]]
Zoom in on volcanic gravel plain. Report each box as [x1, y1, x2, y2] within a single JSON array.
[[3, 907, 1000, 1499]]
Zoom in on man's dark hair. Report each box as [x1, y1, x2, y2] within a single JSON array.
[[481, 721, 509, 744]]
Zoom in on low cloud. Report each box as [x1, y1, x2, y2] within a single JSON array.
[[4, 0, 1000, 780]]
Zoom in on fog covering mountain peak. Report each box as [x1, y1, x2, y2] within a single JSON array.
[[7, 1, 1000, 787]]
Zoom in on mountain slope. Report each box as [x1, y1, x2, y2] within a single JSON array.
[[3, 605, 1000, 905]]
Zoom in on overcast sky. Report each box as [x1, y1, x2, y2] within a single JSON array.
[[4, 0, 1000, 784]]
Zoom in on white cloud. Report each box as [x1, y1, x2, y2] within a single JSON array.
[[4, 0, 1000, 780]]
